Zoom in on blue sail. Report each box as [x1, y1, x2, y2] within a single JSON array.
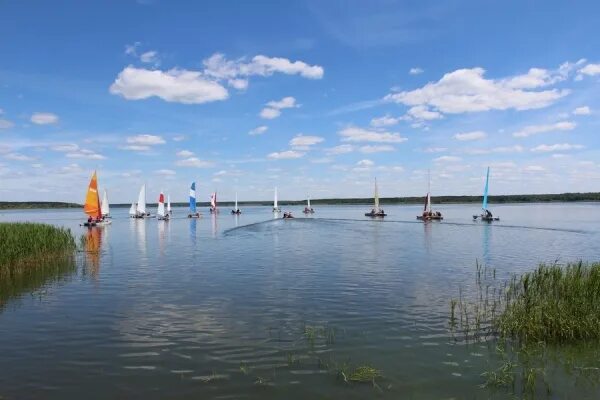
[[482, 167, 490, 211], [189, 182, 197, 213]]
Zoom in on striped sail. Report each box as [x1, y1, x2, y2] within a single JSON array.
[[189, 182, 197, 213], [210, 192, 217, 208], [157, 192, 165, 217]]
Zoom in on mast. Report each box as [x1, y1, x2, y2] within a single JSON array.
[[101, 189, 109, 216], [157, 192, 165, 217], [136, 184, 146, 214], [189, 182, 197, 213], [84, 171, 102, 218], [374, 178, 380, 212], [482, 167, 490, 212]]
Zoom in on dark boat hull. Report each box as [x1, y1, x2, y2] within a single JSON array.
[[365, 212, 386, 217]]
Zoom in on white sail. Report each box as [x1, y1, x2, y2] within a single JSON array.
[[167, 194, 171, 213], [129, 202, 136, 216], [157, 192, 165, 217], [374, 179, 380, 212], [273, 187, 279, 211], [136, 184, 146, 214], [307, 196, 311, 208], [101, 190, 110, 216], [235, 192, 238, 210]]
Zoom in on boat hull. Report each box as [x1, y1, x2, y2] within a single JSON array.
[[187, 213, 201, 219], [417, 215, 443, 221], [231, 210, 241, 215], [473, 215, 500, 221], [365, 212, 386, 217]]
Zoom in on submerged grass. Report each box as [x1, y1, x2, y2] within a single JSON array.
[[0, 223, 77, 307]]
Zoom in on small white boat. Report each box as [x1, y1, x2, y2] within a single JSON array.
[[101, 189, 111, 219], [167, 194, 172, 215], [157, 191, 169, 221], [303, 196, 314, 214], [365, 178, 386, 217], [209, 191, 218, 214], [231, 192, 241, 215], [133, 184, 150, 218], [82, 171, 112, 227], [273, 187, 281, 213], [473, 167, 499, 222], [417, 171, 443, 221]]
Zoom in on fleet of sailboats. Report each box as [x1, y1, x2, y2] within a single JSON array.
[[474, 167, 499, 221], [365, 178, 386, 217]]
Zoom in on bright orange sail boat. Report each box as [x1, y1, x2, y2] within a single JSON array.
[[82, 171, 111, 227]]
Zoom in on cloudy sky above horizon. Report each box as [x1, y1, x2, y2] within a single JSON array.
[[1, 1, 599, 203]]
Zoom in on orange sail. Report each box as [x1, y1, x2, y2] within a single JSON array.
[[84, 171, 102, 218]]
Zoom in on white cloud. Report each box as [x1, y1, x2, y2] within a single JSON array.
[[513, 121, 575, 138], [406, 105, 442, 120], [176, 150, 194, 157], [454, 130, 487, 141], [434, 155, 462, 163], [370, 115, 399, 127], [524, 165, 545, 172], [385, 65, 570, 115], [140, 50, 159, 64], [31, 112, 59, 125], [59, 163, 83, 174], [326, 144, 355, 155], [156, 169, 176, 175], [573, 106, 591, 115], [267, 150, 305, 160], [203, 53, 324, 83], [339, 126, 407, 143], [359, 145, 395, 153], [289, 135, 324, 148], [126, 134, 166, 145], [0, 118, 14, 129], [110, 66, 229, 104], [530, 143, 584, 153], [579, 63, 600, 77], [409, 67, 424, 75], [423, 147, 447, 153], [249, 125, 268, 136], [125, 42, 140, 56], [51, 144, 80, 152], [356, 159, 374, 167], [120, 145, 151, 152], [260, 96, 298, 119], [464, 145, 524, 155], [4, 153, 34, 161], [172, 135, 185, 142], [66, 149, 106, 160], [175, 157, 213, 167]]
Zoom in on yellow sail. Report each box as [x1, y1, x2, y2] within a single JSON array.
[[84, 171, 102, 218]]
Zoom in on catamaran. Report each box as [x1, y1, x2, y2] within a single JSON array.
[[133, 184, 149, 218], [417, 171, 443, 221], [365, 178, 386, 217], [273, 187, 281, 213], [167, 194, 172, 215], [188, 182, 201, 218], [82, 171, 111, 227], [157, 191, 169, 220], [231, 192, 241, 214], [473, 167, 499, 221], [101, 189, 111, 219], [209, 192, 218, 213], [303, 196, 314, 214]]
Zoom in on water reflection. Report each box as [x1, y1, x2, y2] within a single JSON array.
[[135, 219, 147, 256], [83, 227, 103, 280], [158, 220, 167, 255], [189, 219, 197, 243], [211, 213, 218, 238], [482, 223, 492, 265]]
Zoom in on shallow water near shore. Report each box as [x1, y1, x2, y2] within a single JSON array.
[[1, 203, 599, 399]]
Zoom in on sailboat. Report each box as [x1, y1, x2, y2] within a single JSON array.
[[273, 187, 281, 213], [133, 184, 149, 218], [231, 192, 241, 214], [129, 202, 136, 218], [101, 189, 111, 219], [167, 194, 172, 215], [188, 182, 201, 218], [82, 171, 111, 227], [473, 167, 499, 221], [209, 191, 218, 213], [365, 178, 386, 217], [417, 171, 443, 221], [157, 191, 169, 220], [303, 196, 315, 214]]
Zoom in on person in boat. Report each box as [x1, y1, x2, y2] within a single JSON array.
[[436, 211, 441, 217], [485, 209, 493, 218], [87, 216, 93, 224]]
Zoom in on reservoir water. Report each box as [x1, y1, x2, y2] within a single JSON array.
[[1, 203, 599, 399]]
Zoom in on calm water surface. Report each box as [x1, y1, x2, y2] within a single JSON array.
[[1, 203, 599, 399]]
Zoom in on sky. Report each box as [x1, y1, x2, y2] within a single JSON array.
[[1, 0, 599, 203]]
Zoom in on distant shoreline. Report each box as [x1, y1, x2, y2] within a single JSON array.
[[2, 193, 600, 210]]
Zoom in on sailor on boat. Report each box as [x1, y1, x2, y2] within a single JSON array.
[[283, 211, 294, 219]]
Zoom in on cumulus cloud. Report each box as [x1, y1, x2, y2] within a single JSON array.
[[176, 150, 194, 157], [4, 153, 34, 161], [110, 66, 229, 104], [359, 145, 395, 153], [66, 149, 106, 160], [356, 159, 374, 167], [434, 155, 462, 163], [339, 126, 407, 143], [513, 121, 575, 138], [385, 65, 571, 115], [31, 112, 59, 125], [326, 144, 355, 155], [524, 165, 545, 172], [267, 150, 305, 160], [120, 145, 151, 152], [140, 50, 159, 64], [578, 63, 600, 77], [0, 119, 15, 129], [289, 135, 324, 149], [175, 157, 213, 167], [126, 134, 166, 145], [260, 96, 298, 119], [454, 131, 487, 141], [573, 106, 591, 115], [155, 169, 176, 176], [406, 105, 442, 120], [249, 125, 268, 136], [409, 67, 424, 75], [370, 115, 399, 127], [464, 145, 524, 155], [423, 147, 447, 153], [530, 143, 584, 153]]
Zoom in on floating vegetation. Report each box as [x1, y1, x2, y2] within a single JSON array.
[[0, 223, 77, 307], [346, 365, 381, 383]]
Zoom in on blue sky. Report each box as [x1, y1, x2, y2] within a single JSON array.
[[1, 0, 599, 203]]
